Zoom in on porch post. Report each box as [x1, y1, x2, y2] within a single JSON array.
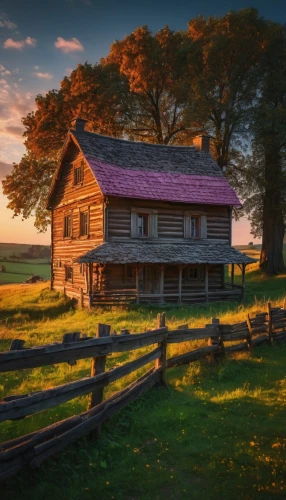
[[159, 264, 164, 305], [231, 263, 234, 288], [221, 264, 225, 289], [135, 265, 140, 305], [88, 263, 93, 308], [178, 265, 183, 305], [205, 264, 209, 303], [242, 263, 246, 303]]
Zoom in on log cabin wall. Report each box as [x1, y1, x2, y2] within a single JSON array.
[[50, 147, 104, 300], [106, 197, 230, 244]]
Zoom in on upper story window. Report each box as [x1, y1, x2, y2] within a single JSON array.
[[80, 210, 89, 236], [74, 162, 84, 185], [137, 214, 149, 237], [64, 214, 72, 238], [190, 217, 199, 238], [131, 209, 158, 239], [184, 213, 207, 239]]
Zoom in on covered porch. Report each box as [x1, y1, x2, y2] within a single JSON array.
[[78, 243, 256, 307]]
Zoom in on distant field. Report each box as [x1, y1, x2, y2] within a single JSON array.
[[0, 242, 39, 259], [0, 242, 50, 285], [0, 261, 50, 284]]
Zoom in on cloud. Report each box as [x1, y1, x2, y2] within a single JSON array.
[[0, 88, 33, 163], [34, 65, 39, 70], [0, 79, 7, 85], [0, 13, 17, 30], [33, 72, 53, 80], [0, 161, 13, 180], [0, 64, 11, 75], [54, 36, 84, 53], [3, 126, 24, 138], [3, 37, 37, 49]]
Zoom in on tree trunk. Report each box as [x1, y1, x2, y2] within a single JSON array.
[[260, 145, 285, 274]]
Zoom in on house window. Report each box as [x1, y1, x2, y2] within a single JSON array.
[[74, 162, 84, 185], [80, 211, 89, 236], [137, 214, 149, 237], [64, 214, 72, 238], [190, 217, 199, 238], [184, 213, 207, 239], [65, 266, 73, 282], [125, 264, 135, 280], [183, 266, 201, 281]]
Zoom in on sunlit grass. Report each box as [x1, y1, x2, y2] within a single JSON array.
[[1, 267, 286, 499]]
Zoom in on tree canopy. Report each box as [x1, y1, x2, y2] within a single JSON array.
[[2, 8, 286, 272]]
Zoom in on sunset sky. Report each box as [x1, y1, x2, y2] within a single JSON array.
[[1, 0, 285, 245]]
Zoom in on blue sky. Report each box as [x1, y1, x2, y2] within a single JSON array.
[[0, 0, 285, 244]]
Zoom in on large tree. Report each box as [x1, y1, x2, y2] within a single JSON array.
[[102, 25, 192, 144], [186, 8, 268, 170], [237, 23, 286, 273]]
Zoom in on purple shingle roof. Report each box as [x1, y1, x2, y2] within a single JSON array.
[[48, 130, 241, 207], [87, 156, 240, 206]]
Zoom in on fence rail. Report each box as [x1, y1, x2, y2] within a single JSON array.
[[1, 301, 286, 482]]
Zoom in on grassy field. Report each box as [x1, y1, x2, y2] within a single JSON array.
[[0, 260, 51, 285], [0, 252, 286, 498], [0, 242, 50, 285]]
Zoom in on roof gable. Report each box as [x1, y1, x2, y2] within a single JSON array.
[[48, 130, 241, 208]]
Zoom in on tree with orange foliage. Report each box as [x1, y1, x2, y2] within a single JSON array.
[[102, 25, 193, 145]]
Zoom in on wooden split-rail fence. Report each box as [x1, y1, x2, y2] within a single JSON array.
[[1, 302, 286, 482]]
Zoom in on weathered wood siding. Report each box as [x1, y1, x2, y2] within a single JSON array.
[[107, 197, 230, 244], [50, 146, 104, 299]]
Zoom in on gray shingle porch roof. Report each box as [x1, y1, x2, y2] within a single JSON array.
[[77, 243, 256, 265]]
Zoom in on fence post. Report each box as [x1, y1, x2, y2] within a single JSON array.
[[207, 318, 220, 364], [267, 302, 273, 344], [87, 323, 111, 438], [246, 314, 253, 350], [155, 312, 167, 387]]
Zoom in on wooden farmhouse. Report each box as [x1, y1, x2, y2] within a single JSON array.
[[47, 118, 255, 307]]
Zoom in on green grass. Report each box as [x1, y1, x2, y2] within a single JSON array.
[[0, 261, 50, 285], [0, 264, 286, 499], [1, 346, 286, 500]]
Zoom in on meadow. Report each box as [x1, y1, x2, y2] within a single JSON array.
[[0, 242, 50, 285], [0, 249, 286, 499]]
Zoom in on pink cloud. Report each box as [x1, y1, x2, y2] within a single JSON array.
[[3, 37, 37, 49], [3, 125, 24, 138], [33, 72, 53, 80], [0, 64, 11, 75], [0, 14, 17, 30], [54, 36, 84, 53]]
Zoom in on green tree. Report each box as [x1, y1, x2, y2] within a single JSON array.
[[237, 23, 286, 273], [2, 155, 56, 231]]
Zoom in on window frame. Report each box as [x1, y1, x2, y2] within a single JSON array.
[[65, 265, 73, 282], [73, 161, 84, 186], [184, 212, 207, 239], [190, 216, 200, 238], [131, 208, 158, 239], [79, 207, 90, 237], [63, 213, 72, 239], [137, 213, 149, 238], [124, 264, 136, 281], [183, 265, 202, 282]]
